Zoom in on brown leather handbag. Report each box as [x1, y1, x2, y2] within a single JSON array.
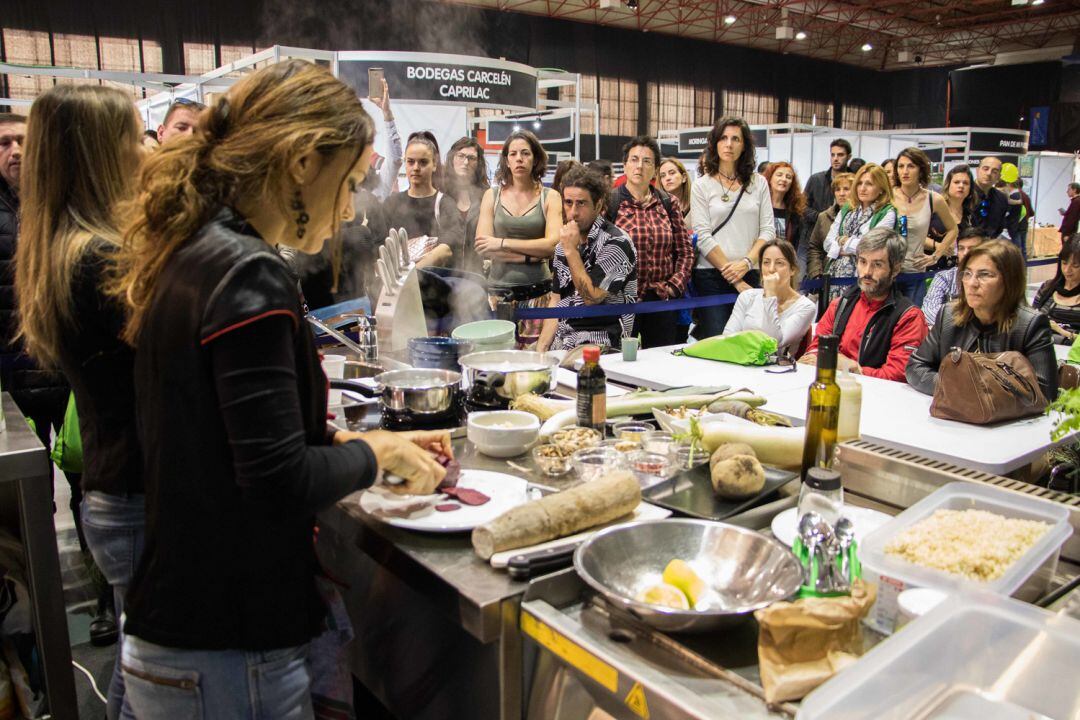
[[930, 348, 1048, 424]]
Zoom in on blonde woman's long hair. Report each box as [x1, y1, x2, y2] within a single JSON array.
[[114, 59, 374, 343], [15, 84, 141, 367], [845, 163, 893, 213]]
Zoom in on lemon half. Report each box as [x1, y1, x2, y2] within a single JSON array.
[[662, 559, 707, 608], [636, 582, 690, 610]]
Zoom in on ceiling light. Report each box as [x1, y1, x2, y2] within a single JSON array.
[[861, 43, 873, 51], [724, 15, 737, 25], [513, 124, 521, 132], [532, 120, 541, 129], [1032, 0, 1045, 5], [795, 31, 807, 40]]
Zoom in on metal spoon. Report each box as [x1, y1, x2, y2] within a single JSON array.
[[835, 517, 856, 583], [797, 512, 822, 588], [812, 518, 837, 593]]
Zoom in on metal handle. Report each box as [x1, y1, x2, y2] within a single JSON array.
[[329, 378, 379, 398]]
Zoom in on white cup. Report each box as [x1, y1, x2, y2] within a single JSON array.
[[322, 354, 346, 406]]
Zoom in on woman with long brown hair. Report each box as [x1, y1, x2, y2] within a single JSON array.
[[762, 161, 808, 248], [443, 136, 488, 272], [474, 130, 562, 348], [657, 157, 692, 218], [15, 83, 144, 720], [907, 240, 1056, 399], [690, 116, 776, 338], [114, 60, 447, 717]]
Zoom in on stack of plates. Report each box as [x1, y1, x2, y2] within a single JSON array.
[[452, 320, 516, 352], [408, 337, 473, 370]]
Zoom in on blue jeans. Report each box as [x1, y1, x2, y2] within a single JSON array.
[[81, 492, 146, 720], [691, 268, 759, 340], [121, 635, 314, 720]]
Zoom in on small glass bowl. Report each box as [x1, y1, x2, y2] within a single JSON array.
[[628, 449, 670, 478], [641, 430, 676, 457], [550, 426, 603, 455], [612, 421, 653, 444], [599, 438, 641, 455], [671, 443, 710, 472], [572, 447, 620, 482], [532, 444, 572, 477]]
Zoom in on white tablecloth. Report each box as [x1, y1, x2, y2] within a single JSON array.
[[602, 347, 1071, 476]]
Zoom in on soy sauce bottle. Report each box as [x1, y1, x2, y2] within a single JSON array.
[[800, 335, 841, 479], [577, 346, 607, 431]]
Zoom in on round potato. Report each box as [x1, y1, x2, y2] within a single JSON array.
[[711, 454, 766, 499], [710, 442, 756, 464]]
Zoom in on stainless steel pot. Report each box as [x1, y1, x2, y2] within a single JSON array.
[[330, 368, 460, 415], [457, 350, 558, 407]]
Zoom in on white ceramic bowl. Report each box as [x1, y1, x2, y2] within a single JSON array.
[[467, 410, 540, 458]]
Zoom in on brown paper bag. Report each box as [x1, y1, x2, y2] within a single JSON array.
[[754, 580, 877, 704]]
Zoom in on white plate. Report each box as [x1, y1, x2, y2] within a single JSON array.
[[359, 469, 529, 533], [771, 505, 892, 547]]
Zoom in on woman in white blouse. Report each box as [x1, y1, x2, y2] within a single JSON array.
[[690, 116, 776, 339], [723, 238, 816, 355], [823, 162, 896, 298]]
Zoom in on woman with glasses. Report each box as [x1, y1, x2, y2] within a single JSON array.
[[475, 130, 562, 348], [906, 239, 1057, 400], [1033, 234, 1080, 344], [723, 238, 815, 356], [444, 137, 488, 273]]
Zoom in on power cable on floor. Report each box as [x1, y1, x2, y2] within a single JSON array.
[[71, 660, 107, 704]]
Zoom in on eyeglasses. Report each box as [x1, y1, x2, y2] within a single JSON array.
[[626, 157, 655, 167], [454, 153, 479, 164], [172, 97, 206, 110], [961, 270, 999, 284], [765, 352, 797, 374]]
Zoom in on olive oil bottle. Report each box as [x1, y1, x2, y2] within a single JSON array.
[[801, 335, 841, 479]]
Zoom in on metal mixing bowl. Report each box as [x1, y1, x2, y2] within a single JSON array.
[[574, 519, 802, 633]]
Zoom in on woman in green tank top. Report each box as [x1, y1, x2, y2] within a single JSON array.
[[475, 131, 562, 348]]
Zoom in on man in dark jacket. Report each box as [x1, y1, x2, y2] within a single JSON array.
[[971, 156, 1019, 241], [1060, 182, 1080, 238], [803, 138, 851, 228], [800, 227, 928, 381]]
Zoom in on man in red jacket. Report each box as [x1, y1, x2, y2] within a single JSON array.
[[800, 227, 928, 381]]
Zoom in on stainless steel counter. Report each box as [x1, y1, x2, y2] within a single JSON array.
[[0, 393, 77, 719], [315, 436, 580, 720]]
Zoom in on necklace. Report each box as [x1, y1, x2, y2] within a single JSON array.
[[717, 172, 739, 202], [899, 185, 921, 205]]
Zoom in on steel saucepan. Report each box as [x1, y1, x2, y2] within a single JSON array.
[[330, 368, 460, 415], [458, 350, 558, 407]]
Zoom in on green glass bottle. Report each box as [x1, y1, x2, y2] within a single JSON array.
[[801, 334, 841, 479]]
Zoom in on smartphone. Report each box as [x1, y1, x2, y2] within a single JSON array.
[[368, 68, 384, 102]]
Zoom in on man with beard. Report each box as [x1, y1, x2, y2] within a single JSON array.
[[800, 227, 927, 381]]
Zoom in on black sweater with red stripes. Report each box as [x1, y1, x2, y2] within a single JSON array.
[[125, 208, 377, 651]]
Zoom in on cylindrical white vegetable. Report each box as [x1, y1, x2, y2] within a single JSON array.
[[700, 422, 805, 469], [471, 470, 641, 560]]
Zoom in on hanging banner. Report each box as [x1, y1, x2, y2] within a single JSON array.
[[486, 114, 573, 144], [678, 127, 768, 154], [967, 130, 1029, 155], [338, 51, 538, 111]]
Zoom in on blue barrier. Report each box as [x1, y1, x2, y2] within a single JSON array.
[[513, 256, 1058, 321]]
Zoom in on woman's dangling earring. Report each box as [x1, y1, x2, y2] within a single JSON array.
[[292, 189, 309, 240]]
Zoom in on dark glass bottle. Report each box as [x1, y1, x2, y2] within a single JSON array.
[[801, 335, 841, 479], [577, 346, 607, 431]]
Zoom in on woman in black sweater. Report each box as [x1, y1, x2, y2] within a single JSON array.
[[113, 61, 447, 718], [14, 84, 147, 720]]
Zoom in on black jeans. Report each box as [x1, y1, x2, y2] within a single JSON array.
[[633, 291, 684, 349], [691, 268, 759, 340]]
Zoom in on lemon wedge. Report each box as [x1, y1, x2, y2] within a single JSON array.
[[662, 559, 707, 608], [636, 582, 690, 610]]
